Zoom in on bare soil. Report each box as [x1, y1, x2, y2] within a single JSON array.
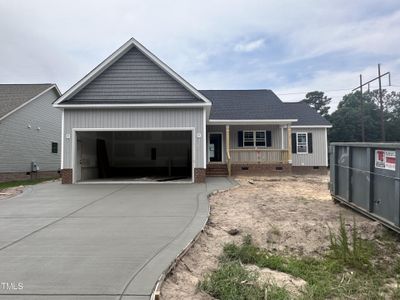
[[161, 175, 384, 299], [0, 186, 23, 200]]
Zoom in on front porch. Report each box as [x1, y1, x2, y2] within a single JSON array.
[[206, 123, 293, 176]]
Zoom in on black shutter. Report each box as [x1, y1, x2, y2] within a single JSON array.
[[291, 133, 297, 153], [307, 133, 313, 153], [266, 131, 272, 147], [238, 131, 243, 147]]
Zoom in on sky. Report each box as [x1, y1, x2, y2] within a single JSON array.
[[1, 0, 400, 111]]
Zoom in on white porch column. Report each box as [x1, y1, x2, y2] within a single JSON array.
[[226, 125, 231, 176], [287, 124, 292, 164]]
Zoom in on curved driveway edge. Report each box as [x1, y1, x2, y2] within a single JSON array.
[[0, 177, 234, 300], [149, 177, 235, 300]]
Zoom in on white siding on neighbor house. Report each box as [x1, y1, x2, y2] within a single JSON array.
[[63, 108, 205, 169], [206, 125, 285, 163], [0, 89, 61, 172], [283, 127, 328, 166]]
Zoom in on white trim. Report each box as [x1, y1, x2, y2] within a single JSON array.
[[296, 132, 308, 154], [325, 127, 329, 166], [71, 127, 195, 132], [71, 127, 195, 184], [208, 132, 224, 163], [280, 126, 284, 150], [0, 85, 60, 122], [203, 108, 207, 168], [53, 38, 212, 106], [61, 109, 64, 169], [208, 119, 297, 125], [55, 103, 210, 108], [77, 179, 192, 185], [292, 125, 332, 128]]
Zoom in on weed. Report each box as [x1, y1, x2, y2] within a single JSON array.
[[328, 215, 374, 271], [269, 225, 281, 236]]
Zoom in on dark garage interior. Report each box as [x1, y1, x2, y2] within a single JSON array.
[[75, 131, 192, 182]]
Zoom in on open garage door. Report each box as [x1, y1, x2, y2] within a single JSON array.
[[74, 130, 193, 183]]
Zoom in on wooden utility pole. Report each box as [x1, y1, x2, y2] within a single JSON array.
[[378, 64, 385, 141], [360, 74, 365, 142], [352, 64, 391, 142]]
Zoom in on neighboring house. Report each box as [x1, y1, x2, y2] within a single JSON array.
[[0, 84, 62, 182], [53, 38, 331, 184]]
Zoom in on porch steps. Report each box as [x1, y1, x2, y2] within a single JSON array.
[[206, 164, 229, 176]]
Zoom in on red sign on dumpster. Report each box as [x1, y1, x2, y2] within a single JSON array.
[[375, 150, 396, 171]]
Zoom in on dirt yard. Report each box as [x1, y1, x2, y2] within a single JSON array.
[[0, 186, 23, 200], [161, 175, 387, 299]]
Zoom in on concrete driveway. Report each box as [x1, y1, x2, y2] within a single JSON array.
[[0, 178, 233, 300]]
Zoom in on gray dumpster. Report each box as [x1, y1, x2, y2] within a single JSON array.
[[330, 142, 400, 232]]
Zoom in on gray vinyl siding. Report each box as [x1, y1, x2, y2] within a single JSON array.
[[63, 108, 205, 169], [206, 125, 284, 163], [66, 47, 201, 103], [0, 89, 61, 172], [283, 127, 328, 166]]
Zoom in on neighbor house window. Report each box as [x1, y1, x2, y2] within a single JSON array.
[[243, 130, 267, 147], [296, 133, 308, 154], [51, 142, 58, 154]]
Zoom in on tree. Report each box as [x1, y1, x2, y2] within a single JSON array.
[[383, 90, 400, 141], [328, 91, 381, 142], [303, 91, 331, 117]]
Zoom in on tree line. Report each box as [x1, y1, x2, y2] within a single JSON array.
[[303, 90, 400, 142]]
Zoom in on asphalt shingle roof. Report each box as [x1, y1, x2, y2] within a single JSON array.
[[283, 101, 331, 126], [200, 89, 331, 126], [0, 84, 54, 119]]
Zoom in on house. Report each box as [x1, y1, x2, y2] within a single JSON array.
[[53, 38, 331, 184], [0, 84, 62, 182]]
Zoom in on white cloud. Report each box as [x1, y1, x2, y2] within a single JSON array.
[[234, 38, 265, 53], [0, 0, 399, 110]]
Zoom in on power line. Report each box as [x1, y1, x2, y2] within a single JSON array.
[[276, 84, 398, 96], [352, 64, 391, 142]]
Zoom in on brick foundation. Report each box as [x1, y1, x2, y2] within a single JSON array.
[[194, 168, 206, 183], [0, 171, 60, 183], [230, 164, 329, 176], [292, 166, 329, 175], [61, 169, 73, 184], [231, 164, 292, 176]]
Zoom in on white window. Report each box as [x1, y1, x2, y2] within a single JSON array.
[[296, 133, 308, 154], [255, 131, 266, 146], [244, 131, 254, 146], [243, 130, 267, 147]]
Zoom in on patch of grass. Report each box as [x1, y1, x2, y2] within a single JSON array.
[[199, 262, 290, 300], [0, 177, 56, 190], [201, 216, 400, 299]]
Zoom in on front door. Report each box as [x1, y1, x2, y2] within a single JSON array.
[[209, 133, 222, 162]]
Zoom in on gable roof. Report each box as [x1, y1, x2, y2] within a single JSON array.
[[54, 38, 211, 107], [200, 90, 331, 126], [0, 84, 59, 120], [284, 102, 332, 127]]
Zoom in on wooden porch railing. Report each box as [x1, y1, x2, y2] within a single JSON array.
[[229, 148, 289, 164]]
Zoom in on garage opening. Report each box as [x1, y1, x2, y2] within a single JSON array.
[[75, 130, 192, 183]]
